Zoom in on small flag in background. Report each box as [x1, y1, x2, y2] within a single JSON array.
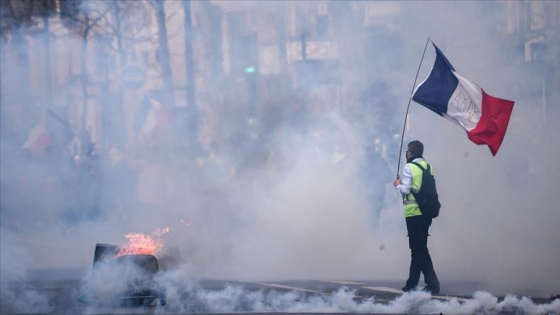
[[134, 97, 173, 143], [412, 43, 514, 156], [23, 124, 53, 154]]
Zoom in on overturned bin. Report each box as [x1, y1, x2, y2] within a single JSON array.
[[90, 243, 166, 307]]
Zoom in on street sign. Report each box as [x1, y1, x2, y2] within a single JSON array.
[[120, 64, 146, 90]]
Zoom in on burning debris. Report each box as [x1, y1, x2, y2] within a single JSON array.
[[84, 229, 170, 307], [117, 227, 170, 257]]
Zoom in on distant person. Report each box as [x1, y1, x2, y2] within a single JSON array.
[[393, 140, 440, 294], [363, 141, 391, 223]]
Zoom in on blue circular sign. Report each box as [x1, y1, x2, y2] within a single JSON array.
[[120, 64, 146, 90]]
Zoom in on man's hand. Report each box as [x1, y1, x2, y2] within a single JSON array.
[[393, 175, 401, 187]]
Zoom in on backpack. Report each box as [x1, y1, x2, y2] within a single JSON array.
[[410, 162, 441, 218]]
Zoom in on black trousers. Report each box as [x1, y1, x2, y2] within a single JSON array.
[[405, 215, 439, 290]]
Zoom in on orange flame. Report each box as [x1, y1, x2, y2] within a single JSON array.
[[117, 228, 170, 257]]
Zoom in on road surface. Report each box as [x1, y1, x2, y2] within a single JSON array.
[[1, 267, 558, 314]]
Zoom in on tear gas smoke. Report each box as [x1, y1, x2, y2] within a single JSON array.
[[1, 1, 559, 314]]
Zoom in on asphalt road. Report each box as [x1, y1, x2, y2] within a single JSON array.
[[1, 268, 559, 315]]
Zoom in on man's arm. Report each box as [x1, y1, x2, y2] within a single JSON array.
[[393, 164, 412, 195]]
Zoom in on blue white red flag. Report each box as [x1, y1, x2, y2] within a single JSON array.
[[412, 43, 515, 156], [134, 97, 173, 143], [23, 123, 53, 154]]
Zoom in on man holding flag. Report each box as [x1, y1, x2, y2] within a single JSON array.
[[394, 140, 440, 294], [392, 41, 515, 294]]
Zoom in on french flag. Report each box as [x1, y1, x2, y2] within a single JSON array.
[[412, 43, 515, 156], [134, 97, 173, 142], [23, 124, 53, 154]]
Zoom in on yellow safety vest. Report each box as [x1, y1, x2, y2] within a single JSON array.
[[403, 160, 433, 218]]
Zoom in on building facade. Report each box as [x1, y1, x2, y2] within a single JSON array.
[[1, 0, 558, 153]]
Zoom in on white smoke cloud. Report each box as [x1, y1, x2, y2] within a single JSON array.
[[1, 1, 559, 312]]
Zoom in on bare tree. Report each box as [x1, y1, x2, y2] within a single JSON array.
[[39, 0, 57, 111], [91, 0, 154, 147], [0, 0, 40, 39], [149, 0, 175, 108], [0, 0, 59, 124], [57, 0, 111, 151], [99, 0, 152, 68], [183, 0, 197, 146]]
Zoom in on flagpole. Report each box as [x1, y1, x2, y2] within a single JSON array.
[[396, 37, 431, 177]]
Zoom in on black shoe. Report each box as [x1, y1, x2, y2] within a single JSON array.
[[422, 285, 440, 295]]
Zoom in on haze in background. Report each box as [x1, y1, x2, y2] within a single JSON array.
[[1, 1, 558, 305]]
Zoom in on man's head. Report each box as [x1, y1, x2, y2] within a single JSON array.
[[406, 140, 424, 160]]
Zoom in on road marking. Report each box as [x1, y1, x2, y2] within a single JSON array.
[[326, 280, 368, 285], [363, 286, 404, 294], [431, 295, 470, 302], [363, 286, 470, 302], [255, 282, 322, 293]]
